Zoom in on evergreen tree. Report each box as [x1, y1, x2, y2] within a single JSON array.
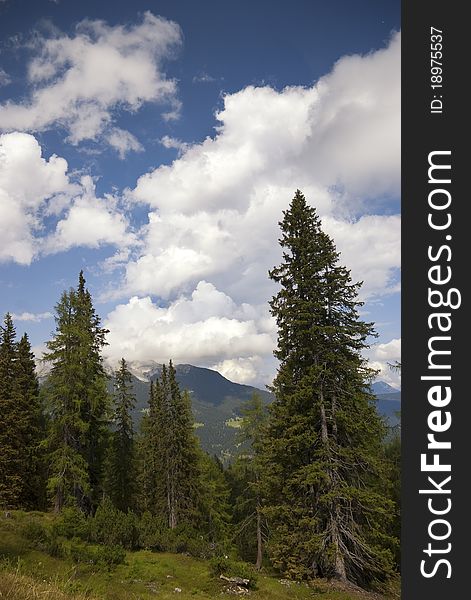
[[198, 453, 231, 546], [138, 379, 166, 515], [0, 313, 23, 508], [162, 362, 201, 528], [17, 333, 45, 509], [43, 272, 110, 513], [106, 358, 137, 512], [263, 190, 395, 586], [139, 362, 202, 528], [227, 393, 268, 568]]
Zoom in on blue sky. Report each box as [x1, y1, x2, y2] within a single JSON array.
[[0, 0, 401, 387]]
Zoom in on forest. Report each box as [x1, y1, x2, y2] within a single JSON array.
[[0, 191, 401, 599]]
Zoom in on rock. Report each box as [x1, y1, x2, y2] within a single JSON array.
[[220, 575, 250, 587]]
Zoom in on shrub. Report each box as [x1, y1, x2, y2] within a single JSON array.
[[44, 531, 66, 558], [53, 507, 88, 541], [94, 544, 126, 570], [69, 541, 125, 571], [90, 498, 139, 550], [21, 520, 48, 545], [138, 512, 166, 550]]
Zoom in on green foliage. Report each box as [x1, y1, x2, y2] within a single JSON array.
[[42, 271, 110, 514], [138, 362, 202, 529], [53, 506, 89, 541], [90, 498, 139, 550], [209, 556, 258, 589], [0, 315, 44, 509], [69, 541, 125, 571], [105, 357, 137, 512], [263, 190, 396, 587]]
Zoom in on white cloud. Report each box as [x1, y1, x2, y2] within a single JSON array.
[[0, 12, 182, 152], [0, 132, 72, 264], [160, 135, 189, 154], [11, 311, 53, 322], [106, 128, 144, 159], [123, 33, 400, 306], [104, 281, 276, 385], [0, 133, 136, 263], [368, 338, 401, 388], [44, 176, 135, 253]]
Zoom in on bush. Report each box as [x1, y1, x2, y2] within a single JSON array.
[[44, 531, 66, 559], [53, 507, 88, 541], [21, 520, 48, 545], [90, 498, 139, 550], [94, 544, 126, 570], [69, 541, 125, 571], [138, 512, 166, 550]]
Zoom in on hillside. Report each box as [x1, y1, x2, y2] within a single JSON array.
[[0, 511, 399, 600], [117, 365, 400, 459]]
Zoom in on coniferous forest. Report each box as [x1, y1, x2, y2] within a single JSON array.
[[0, 191, 400, 598]]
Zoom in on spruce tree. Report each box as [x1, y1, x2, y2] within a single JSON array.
[[263, 190, 395, 586], [106, 358, 137, 512], [198, 453, 231, 546], [0, 313, 23, 508], [43, 272, 110, 513], [162, 362, 201, 528], [17, 333, 45, 509], [138, 379, 166, 515], [139, 362, 201, 528]]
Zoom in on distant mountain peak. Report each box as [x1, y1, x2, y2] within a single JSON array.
[[371, 380, 400, 394]]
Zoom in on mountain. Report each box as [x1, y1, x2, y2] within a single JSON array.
[[123, 363, 272, 461], [120, 365, 401, 460], [371, 381, 400, 395]]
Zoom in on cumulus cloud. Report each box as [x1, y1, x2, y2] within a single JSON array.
[[0, 132, 72, 263], [44, 176, 136, 253], [367, 338, 401, 388], [0, 133, 135, 263], [0, 12, 182, 152], [104, 281, 276, 385], [122, 33, 400, 304]]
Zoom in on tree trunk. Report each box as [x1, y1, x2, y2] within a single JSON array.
[[321, 387, 347, 582], [255, 503, 263, 570]]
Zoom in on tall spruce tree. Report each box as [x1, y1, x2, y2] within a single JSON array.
[[43, 272, 110, 513], [0, 317, 44, 509], [139, 362, 201, 528], [17, 333, 44, 509], [263, 190, 395, 586], [106, 358, 136, 512], [0, 314, 23, 508]]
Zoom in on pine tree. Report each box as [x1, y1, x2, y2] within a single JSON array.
[[43, 272, 110, 513], [106, 358, 137, 512], [0, 313, 23, 508], [263, 190, 395, 586]]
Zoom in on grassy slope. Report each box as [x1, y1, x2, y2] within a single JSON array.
[[0, 512, 399, 600]]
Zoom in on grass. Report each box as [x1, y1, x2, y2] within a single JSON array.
[[0, 512, 400, 600]]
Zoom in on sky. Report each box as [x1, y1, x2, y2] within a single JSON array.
[[0, 0, 401, 388]]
